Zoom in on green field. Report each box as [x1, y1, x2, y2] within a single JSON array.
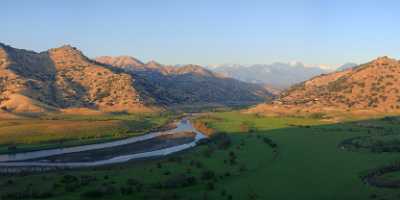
[[1, 111, 400, 200], [0, 113, 171, 154], [381, 171, 400, 181]]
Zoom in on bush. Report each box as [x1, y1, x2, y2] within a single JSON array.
[[163, 174, 197, 188], [201, 170, 215, 181], [209, 133, 232, 150], [81, 188, 105, 198], [206, 182, 215, 190], [263, 137, 278, 148], [309, 112, 326, 119], [120, 186, 133, 195], [202, 147, 215, 158], [126, 178, 140, 186]]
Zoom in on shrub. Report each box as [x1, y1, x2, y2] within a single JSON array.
[[81, 188, 105, 198], [201, 170, 215, 181], [120, 186, 133, 195], [309, 112, 326, 119], [206, 182, 215, 190], [209, 133, 232, 150], [202, 147, 215, 158], [164, 174, 197, 188], [126, 178, 140, 186]]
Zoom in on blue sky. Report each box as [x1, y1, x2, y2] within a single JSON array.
[[2, 0, 400, 68]]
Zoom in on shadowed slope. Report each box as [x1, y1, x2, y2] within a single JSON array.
[[96, 56, 274, 107]]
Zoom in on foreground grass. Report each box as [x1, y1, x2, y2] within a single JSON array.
[[0, 113, 171, 154], [1, 111, 400, 200]]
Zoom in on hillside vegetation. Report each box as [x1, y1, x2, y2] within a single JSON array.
[[249, 56, 400, 117]]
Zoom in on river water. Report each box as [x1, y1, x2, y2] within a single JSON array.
[[0, 118, 206, 167]]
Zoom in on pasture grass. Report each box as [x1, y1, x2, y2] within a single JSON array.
[[381, 171, 400, 180], [2, 111, 400, 200], [0, 113, 170, 154]]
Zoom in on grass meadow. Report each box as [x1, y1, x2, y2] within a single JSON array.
[[0, 113, 170, 154], [1, 112, 400, 200]]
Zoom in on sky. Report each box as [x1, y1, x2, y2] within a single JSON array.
[[2, 0, 400, 68]]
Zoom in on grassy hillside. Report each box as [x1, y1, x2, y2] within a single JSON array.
[[249, 57, 400, 117]]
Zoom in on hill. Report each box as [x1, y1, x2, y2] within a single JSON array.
[[0, 43, 155, 114], [248, 57, 400, 115], [0, 43, 273, 116], [96, 56, 274, 107]]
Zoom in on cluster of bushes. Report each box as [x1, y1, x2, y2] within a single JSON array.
[[309, 112, 326, 119], [362, 162, 400, 188], [126, 178, 144, 192], [60, 174, 97, 192], [80, 177, 144, 198], [199, 132, 232, 151], [163, 174, 197, 189], [189, 160, 204, 169], [80, 184, 117, 198], [201, 170, 216, 181], [382, 116, 400, 124], [227, 151, 237, 165], [263, 137, 278, 149], [327, 77, 349, 92], [341, 135, 400, 153], [1, 190, 54, 200], [209, 133, 232, 150]]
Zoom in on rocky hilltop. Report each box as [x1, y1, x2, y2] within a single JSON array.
[[0, 43, 155, 114], [0, 43, 273, 115], [248, 56, 400, 115]]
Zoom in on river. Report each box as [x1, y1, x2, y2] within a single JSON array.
[[0, 118, 206, 168]]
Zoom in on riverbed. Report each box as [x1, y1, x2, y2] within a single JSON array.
[[0, 118, 206, 168]]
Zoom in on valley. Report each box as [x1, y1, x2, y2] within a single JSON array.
[[2, 45, 400, 200], [3, 1, 400, 199]]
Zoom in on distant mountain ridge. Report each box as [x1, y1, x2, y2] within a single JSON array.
[[96, 56, 144, 69], [206, 63, 329, 89], [337, 62, 358, 71]]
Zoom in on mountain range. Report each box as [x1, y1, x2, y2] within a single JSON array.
[[248, 56, 400, 115], [207, 62, 360, 89], [207, 63, 328, 89], [2, 42, 395, 117], [0, 43, 273, 116], [95, 56, 273, 108]]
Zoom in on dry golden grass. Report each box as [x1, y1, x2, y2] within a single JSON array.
[[0, 120, 121, 145], [192, 120, 215, 136], [249, 57, 400, 119]]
